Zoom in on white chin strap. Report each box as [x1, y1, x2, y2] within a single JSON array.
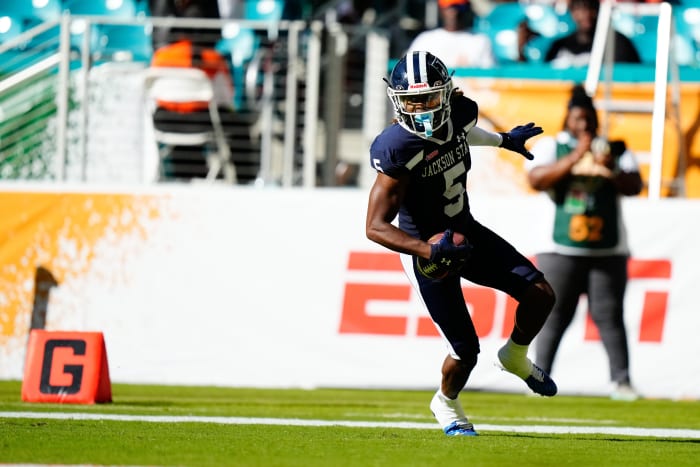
[[415, 113, 433, 137]]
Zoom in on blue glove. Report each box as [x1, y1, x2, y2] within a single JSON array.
[[429, 229, 471, 272], [499, 122, 543, 160]]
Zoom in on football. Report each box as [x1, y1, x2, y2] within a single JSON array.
[[416, 231, 467, 279]]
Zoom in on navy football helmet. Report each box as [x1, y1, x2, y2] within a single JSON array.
[[386, 51, 454, 137]]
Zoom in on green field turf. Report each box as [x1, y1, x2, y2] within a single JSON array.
[[1, 380, 698, 466]]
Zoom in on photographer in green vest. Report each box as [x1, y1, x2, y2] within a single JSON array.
[[525, 83, 643, 401]]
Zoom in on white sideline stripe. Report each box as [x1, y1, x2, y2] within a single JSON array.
[[1, 412, 699, 439]]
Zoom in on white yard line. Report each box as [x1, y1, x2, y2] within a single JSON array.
[[1, 411, 699, 439]]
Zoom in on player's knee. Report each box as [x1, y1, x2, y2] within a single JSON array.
[[452, 347, 478, 370], [524, 279, 556, 312]]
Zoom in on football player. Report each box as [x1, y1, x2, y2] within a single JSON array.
[[365, 51, 557, 436]]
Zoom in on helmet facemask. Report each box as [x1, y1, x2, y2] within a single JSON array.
[[387, 82, 453, 137]]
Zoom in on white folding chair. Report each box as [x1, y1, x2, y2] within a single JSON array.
[[143, 67, 236, 183]]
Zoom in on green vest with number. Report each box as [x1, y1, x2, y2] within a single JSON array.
[[551, 141, 619, 249]]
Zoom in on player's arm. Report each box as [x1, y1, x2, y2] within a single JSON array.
[[366, 172, 432, 260], [466, 126, 502, 146], [467, 124, 543, 160]]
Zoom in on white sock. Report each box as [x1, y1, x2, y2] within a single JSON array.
[[430, 389, 467, 427], [497, 338, 533, 379]]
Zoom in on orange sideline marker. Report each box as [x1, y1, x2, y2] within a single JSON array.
[[22, 330, 112, 404]]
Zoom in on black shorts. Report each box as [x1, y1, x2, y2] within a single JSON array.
[[406, 219, 543, 361]]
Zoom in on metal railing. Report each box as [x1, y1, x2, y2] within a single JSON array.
[[0, 15, 351, 187], [586, 1, 687, 199], [0, 19, 64, 180]]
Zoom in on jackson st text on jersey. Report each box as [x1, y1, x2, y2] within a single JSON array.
[[369, 96, 479, 239]]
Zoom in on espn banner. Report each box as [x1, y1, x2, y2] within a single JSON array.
[[0, 185, 697, 399]]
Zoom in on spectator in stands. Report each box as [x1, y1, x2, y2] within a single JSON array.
[[525, 84, 643, 401], [406, 0, 495, 68], [544, 0, 641, 67]]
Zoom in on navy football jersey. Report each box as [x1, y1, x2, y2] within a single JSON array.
[[369, 95, 479, 240]]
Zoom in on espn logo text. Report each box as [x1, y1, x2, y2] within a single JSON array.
[[339, 252, 671, 343]]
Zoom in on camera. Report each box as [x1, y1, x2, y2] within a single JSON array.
[[591, 138, 626, 158]]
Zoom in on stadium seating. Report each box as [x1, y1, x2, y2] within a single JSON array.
[[613, 5, 700, 66], [61, 0, 138, 17], [0, 1, 62, 23], [92, 24, 152, 63], [244, 0, 284, 21], [473, 3, 574, 63], [524, 3, 575, 39], [471, 1, 697, 66], [0, 16, 23, 45], [0, 0, 62, 47], [61, 0, 150, 64], [0, 1, 63, 74], [675, 5, 700, 66]]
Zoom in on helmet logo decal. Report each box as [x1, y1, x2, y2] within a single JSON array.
[[408, 83, 429, 90], [407, 51, 429, 86]]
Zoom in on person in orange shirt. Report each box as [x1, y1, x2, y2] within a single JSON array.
[[151, 38, 234, 113]]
